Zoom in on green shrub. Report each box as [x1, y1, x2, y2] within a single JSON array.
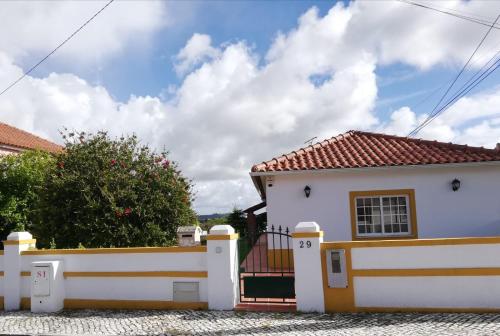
[[0, 150, 55, 246]]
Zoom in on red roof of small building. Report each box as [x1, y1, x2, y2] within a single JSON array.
[[251, 130, 500, 173], [0, 122, 62, 153]]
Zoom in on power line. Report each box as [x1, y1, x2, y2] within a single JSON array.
[[0, 0, 115, 98], [397, 0, 500, 30], [411, 57, 500, 134], [408, 13, 500, 137]]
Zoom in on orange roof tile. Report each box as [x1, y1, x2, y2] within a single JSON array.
[[251, 131, 500, 173], [0, 122, 63, 153]]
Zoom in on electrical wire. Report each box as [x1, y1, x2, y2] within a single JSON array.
[[0, 0, 115, 98], [408, 13, 500, 136]]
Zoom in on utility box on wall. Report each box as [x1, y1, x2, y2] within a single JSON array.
[[31, 261, 64, 313]]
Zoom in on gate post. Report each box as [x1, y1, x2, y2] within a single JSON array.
[[3, 232, 37, 311], [292, 222, 325, 312], [206, 225, 239, 310]]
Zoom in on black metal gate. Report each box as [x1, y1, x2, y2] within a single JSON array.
[[238, 226, 295, 303]]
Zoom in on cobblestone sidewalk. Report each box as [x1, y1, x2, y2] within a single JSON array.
[[0, 310, 499, 335]]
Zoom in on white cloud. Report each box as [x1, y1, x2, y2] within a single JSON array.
[[0, 1, 168, 64], [1, 0, 500, 214], [174, 34, 220, 76]]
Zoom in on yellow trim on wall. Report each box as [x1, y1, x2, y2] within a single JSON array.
[[323, 236, 500, 249], [3, 239, 36, 246], [64, 299, 208, 310], [21, 245, 207, 255], [20, 271, 30, 277], [352, 268, 500, 277], [349, 189, 418, 240], [20, 297, 30, 310], [0, 271, 4, 276], [63, 271, 208, 278], [206, 234, 239, 240], [291, 232, 323, 238], [321, 241, 356, 312], [267, 249, 294, 270]]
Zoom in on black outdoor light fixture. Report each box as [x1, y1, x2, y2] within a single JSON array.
[[304, 185, 311, 198], [451, 178, 461, 192]]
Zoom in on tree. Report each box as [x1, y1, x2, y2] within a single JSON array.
[[35, 131, 197, 248], [0, 150, 55, 246], [226, 208, 247, 236]]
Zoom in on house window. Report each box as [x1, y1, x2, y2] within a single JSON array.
[[350, 189, 417, 239]]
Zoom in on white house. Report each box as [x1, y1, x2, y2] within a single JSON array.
[[250, 131, 500, 241]]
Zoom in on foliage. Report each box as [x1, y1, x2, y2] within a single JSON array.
[[35, 131, 197, 249], [226, 208, 247, 236], [0, 150, 55, 245], [199, 215, 227, 232]]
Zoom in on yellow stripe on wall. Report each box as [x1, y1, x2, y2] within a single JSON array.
[[20, 271, 30, 277], [353, 268, 500, 277], [63, 271, 208, 278], [21, 245, 207, 255], [64, 299, 208, 310], [21, 297, 30, 310]]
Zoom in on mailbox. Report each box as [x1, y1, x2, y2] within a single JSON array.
[[30, 261, 64, 313], [177, 226, 202, 246], [326, 249, 348, 288]]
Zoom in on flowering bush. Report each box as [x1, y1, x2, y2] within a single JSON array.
[[35, 131, 197, 248]]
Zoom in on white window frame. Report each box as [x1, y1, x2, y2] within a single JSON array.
[[354, 194, 412, 238]]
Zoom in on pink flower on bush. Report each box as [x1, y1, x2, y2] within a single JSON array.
[[110, 159, 116, 166], [162, 160, 170, 169], [124, 207, 132, 216], [57, 162, 64, 169]]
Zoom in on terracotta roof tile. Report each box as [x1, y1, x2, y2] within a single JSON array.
[[0, 122, 62, 153], [251, 130, 500, 173]]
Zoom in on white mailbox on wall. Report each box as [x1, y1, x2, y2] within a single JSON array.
[[30, 261, 64, 313], [326, 249, 348, 288]]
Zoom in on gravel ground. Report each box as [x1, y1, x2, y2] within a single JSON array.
[[0, 310, 499, 335]]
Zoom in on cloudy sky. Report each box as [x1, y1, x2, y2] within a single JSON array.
[[1, 0, 500, 214]]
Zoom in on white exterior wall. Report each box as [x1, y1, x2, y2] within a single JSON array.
[[355, 276, 500, 309], [265, 164, 500, 241], [21, 252, 206, 272], [351, 244, 500, 269], [20, 252, 208, 302], [350, 243, 500, 309]]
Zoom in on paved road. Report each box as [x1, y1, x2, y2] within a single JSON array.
[[0, 310, 499, 335]]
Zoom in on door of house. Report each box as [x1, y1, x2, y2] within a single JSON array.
[[238, 226, 295, 303]]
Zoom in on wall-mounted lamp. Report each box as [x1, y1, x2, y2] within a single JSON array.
[[451, 178, 461, 192], [304, 185, 311, 198]]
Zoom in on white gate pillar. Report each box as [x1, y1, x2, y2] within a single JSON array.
[[206, 225, 239, 310], [3, 232, 36, 311], [292, 222, 325, 312]]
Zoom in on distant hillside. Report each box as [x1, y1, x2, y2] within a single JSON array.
[[197, 213, 229, 222]]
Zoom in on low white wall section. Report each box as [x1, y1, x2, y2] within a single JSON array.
[[18, 247, 209, 310], [351, 244, 500, 269], [355, 276, 500, 309]]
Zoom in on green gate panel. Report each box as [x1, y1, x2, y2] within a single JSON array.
[[243, 276, 295, 299]]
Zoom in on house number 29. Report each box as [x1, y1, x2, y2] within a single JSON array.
[[300, 240, 312, 248]]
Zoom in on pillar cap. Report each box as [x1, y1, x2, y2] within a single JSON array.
[[6, 232, 33, 241], [209, 225, 235, 235], [295, 222, 320, 233]]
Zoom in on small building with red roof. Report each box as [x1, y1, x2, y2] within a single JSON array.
[[249, 130, 500, 241], [0, 122, 62, 155]]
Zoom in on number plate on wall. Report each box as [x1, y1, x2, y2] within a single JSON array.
[[33, 266, 51, 296]]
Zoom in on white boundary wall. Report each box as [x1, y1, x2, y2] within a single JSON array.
[[351, 243, 500, 310], [20, 251, 208, 304], [2, 226, 239, 312]]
